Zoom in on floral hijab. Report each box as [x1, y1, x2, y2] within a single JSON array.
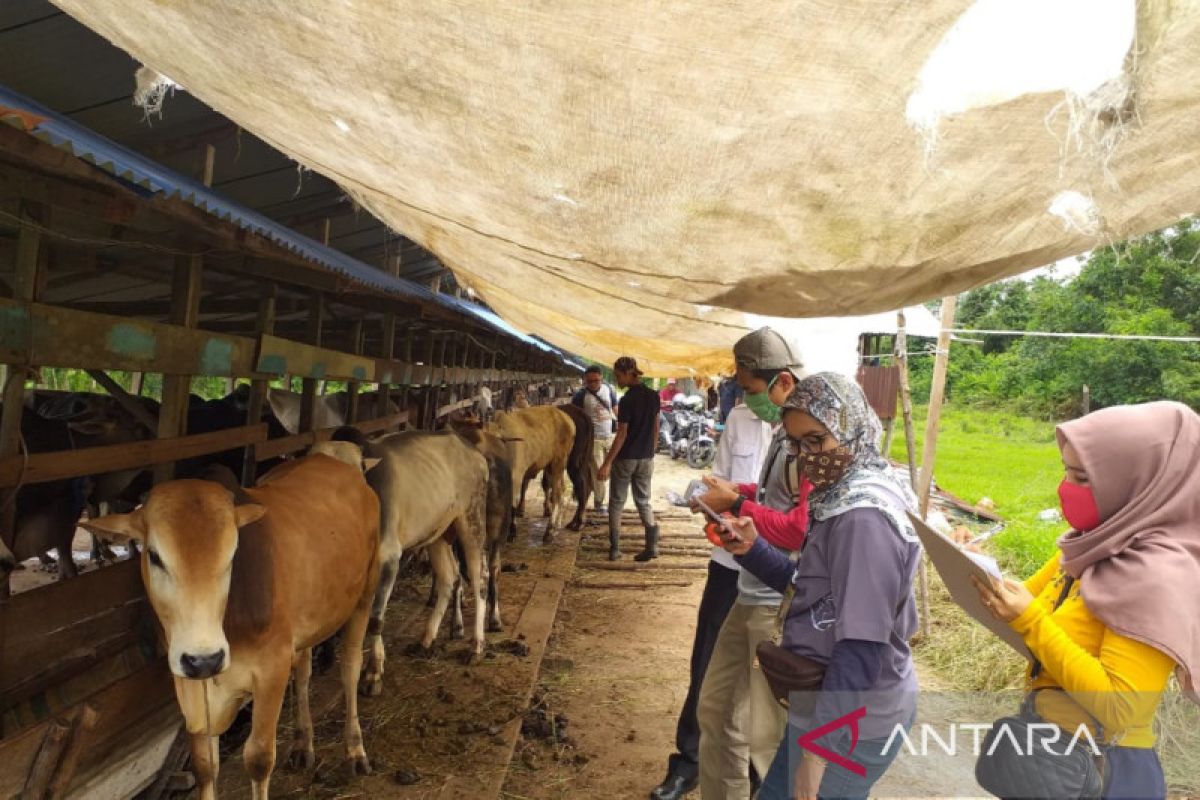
[[783, 372, 918, 542]]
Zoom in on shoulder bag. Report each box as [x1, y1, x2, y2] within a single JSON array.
[[974, 576, 1108, 799]]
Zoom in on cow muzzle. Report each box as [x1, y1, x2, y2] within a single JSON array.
[[179, 649, 227, 679]]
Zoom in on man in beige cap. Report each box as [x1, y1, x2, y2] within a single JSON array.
[[693, 327, 812, 800]]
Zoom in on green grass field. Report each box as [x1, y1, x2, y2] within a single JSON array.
[[888, 402, 1066, 577]]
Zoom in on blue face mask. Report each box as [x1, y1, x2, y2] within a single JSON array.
[[744, 375, 781, 423]]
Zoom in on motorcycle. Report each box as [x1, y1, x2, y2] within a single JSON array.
[[685, 410, 718, 469]]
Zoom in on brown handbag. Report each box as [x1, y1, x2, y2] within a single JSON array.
[[755, 639, 826, 714], [754, 568, 826, 714]]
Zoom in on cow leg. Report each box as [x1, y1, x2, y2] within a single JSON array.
[[244, 662, 288, 800], [454, 510, 488, 658], [362, 547, 400, 697], [486, 541, 503, 632], [339, 593, 373, 776], [565, 462, 586, 532], [422, 539, 458, 649], [515, 468, 535, 518], [190, 733, 220, 800], [542, 459, 568, 543], [287, 648, 315, 770], [450, 573, 465, 640], [541, 469, 552, 518]]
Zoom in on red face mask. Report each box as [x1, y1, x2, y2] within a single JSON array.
[[1058, 480, 1102, 531]]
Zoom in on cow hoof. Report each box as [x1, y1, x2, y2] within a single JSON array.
[[461, 649, 484, 666], [359, 675, 383, 697], [542, 531, 555, 544], [486, 618, 503, 633], [346, 754, 372, 777], [286, 747, 315, 771], [566, 519, 582, 532], [450, 627, 465, 640]]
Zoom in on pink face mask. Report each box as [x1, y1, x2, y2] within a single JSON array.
[[1058, 480, 1102, 531]]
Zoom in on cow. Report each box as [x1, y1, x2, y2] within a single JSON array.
[[0, 405, 93, 583], [83, 455, 380, 800], [487, 406, 575, 543], [557, 403, 596, 533], [349, 429, 490, 695], [443, 420, 515, 632]]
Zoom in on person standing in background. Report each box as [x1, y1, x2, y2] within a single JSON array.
[[598, 357, 660, 561], [571, 365, 620, 512]]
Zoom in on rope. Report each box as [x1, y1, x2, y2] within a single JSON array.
[[946, 328, 1200, 343], [202, 678, 217, 778]]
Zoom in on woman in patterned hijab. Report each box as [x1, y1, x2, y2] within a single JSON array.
[[780, 371, 917, 542], [723, 372, 922, 800]]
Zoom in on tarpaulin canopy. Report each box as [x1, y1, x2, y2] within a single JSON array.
[[49, 1, 1200, 375]]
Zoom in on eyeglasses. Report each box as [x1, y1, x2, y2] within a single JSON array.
[[783, 433, 835, 456]]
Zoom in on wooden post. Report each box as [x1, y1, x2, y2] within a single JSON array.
[[346, 319, 364, 424], [130, 371, 145, 396], [881, 417, 897, 456], [425, 336, 439, 429], [0, 203, 41, 595], [896, 312, 918, 488], [1081, 384, 1091, 416], [377, 253, 401, 421], [916, 296, 958, 517], [298, 291, 324, 433], [914, 297, 957, 640], [85, 370, 158, 433], [241, 284, 276, 485], [153, 256, 202, 484]]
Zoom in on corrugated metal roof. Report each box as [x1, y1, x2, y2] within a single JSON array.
[[0, 83, 572, 358]]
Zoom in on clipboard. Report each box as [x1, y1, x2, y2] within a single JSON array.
[[908, 512, 1032, 661]]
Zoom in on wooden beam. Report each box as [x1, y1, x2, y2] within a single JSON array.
[[84, 370, 158, 433], [0, 298, 257, 376], [0, 424, 267, 488], [255, 332, 371, 382]]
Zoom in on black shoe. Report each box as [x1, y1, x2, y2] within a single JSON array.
[[634, 524, 660, 562], [650, 773, 697, 800]]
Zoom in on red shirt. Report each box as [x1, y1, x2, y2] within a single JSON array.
[[659, 386, 677, 410], [735, 476, 812, 551]]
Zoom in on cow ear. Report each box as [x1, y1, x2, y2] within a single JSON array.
[[234, 504, 267, 529], [363, 457, 383, 472], [83, 510, 146, 543]]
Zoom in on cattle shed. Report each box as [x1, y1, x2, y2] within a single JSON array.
[[0, 7, 583, 795]]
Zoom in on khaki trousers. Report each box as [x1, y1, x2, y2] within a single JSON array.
[[697, 601, 786, 799], [592, 436, 613, 508]]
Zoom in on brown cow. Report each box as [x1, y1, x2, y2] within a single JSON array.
[[84, 456, 380, 799], [488, 406, 575, 542]]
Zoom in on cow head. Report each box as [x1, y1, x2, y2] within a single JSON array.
[[83, 481, 265, 680]]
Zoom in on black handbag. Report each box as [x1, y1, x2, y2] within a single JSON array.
[[974, 577, 1109, 799]]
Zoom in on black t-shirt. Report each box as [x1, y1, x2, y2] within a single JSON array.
[[616, 383, 658, 460]]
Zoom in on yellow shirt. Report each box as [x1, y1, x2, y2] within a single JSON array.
[[1009, 553, 1176, 748]]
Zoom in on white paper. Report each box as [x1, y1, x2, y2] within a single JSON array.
[[908, 512, 1032, 661]]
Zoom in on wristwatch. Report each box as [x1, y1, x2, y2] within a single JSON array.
[[730, 495, 746, 517]]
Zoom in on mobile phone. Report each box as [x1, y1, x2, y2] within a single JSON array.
[[694, 497, 741, 541]]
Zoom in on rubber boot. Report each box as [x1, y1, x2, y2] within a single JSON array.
[[608, 527, 621, 561], [634, 524, 659, 562]]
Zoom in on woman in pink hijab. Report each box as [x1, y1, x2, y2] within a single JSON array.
[[974, 400, 1200, 798]]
